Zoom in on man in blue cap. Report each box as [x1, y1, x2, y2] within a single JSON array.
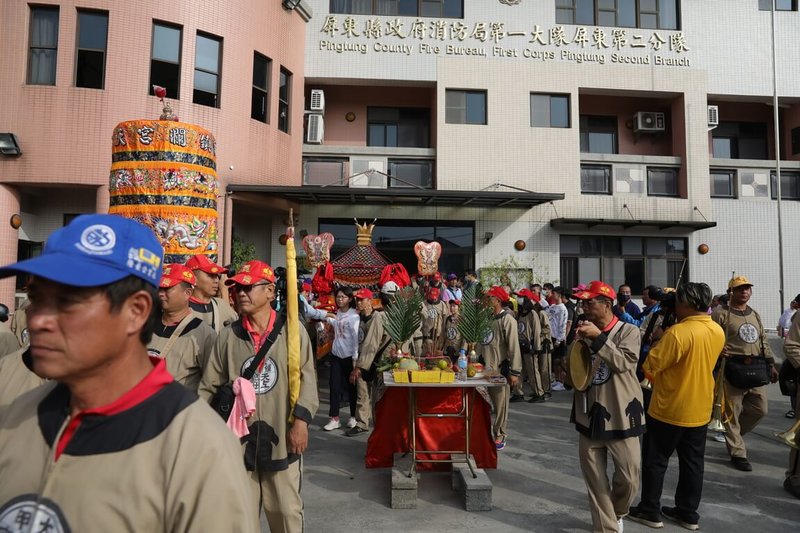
[[0, 214, 257, 532]]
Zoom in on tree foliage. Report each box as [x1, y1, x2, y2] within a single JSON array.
[[457, 284, 493, 345], [383, 287, 423, 350]]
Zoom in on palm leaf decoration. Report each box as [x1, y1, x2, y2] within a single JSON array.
[[383, 286, 423, 352], [457, 284, 492, 345]]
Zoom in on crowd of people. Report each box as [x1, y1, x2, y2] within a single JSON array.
[[0, 214, 798, 533]]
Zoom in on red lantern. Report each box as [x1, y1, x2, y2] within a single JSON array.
[[514, 240, 526, 251], [697, 244, 709, 255]]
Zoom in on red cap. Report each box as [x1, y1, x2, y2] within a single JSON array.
[[302, 282, 312, 293], [486, 286, 510, 302], [449, 299, 461, 306], [159, 264, 196, 288], [224, 260, 276, 286], [185, 254, 224, 275], [516, 288, 540, 303], [354, 288, 374, 299], [427, 287, 440, 300], [572, 280, 617, 301], [432, 272, 441, 281], [572, 283, 588, 292]]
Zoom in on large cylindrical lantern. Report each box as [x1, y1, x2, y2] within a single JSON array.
[[108, 120, 218, 264]]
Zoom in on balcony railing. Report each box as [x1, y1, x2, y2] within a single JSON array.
[[710, 158, 800, 200], [581, 153, 682, 197], [303, 145, 435, 189]]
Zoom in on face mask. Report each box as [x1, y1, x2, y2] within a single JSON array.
[[619, 294, 631, 303]]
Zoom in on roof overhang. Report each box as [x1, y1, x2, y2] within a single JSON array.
[[550, 218, 716, 231], [227, 185, 564, 209]]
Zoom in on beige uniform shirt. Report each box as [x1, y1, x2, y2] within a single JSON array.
[[517, 310, 540, 353], [784, 311, 800, 369], [189, 296, 238, 333], [0, 348, 45, 410], [711, 305, 773, 361], [0, 378, 258, 532], [570, 320, 645, 440], [148, 315, 216, 391], [479, 309, 522, 375], [420, 300, 450, 353], [9, 301, 28, 347], [0, 323, 20, 359], [356, 310, 388, 371], [199, 317, 319, 472]]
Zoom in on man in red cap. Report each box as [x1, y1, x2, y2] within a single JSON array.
[[199, 260, 319, 533], [185, 254, 238, 333], [570, 280, 644, 533], [420, 286, 450, 356], [443, 298, 464, 361], [348, 288, 387, 436], [149, 264, 216, 392], [482, 286, 522, 450]]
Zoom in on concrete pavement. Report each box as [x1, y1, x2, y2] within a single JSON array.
[[298, 360, 799, 532]]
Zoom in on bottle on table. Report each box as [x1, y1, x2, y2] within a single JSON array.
[[457, 349, 468, 381]]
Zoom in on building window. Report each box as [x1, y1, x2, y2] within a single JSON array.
[[367, 108, 430, 147], [388, 159, 434, 188], [330, 0, 463, 18], [252, 53, 270, 123], [75, 10, 108, 89], [792, 127, 800, 155], [580, 115, 618, 154], [647, 167, 678, 196], [150, 22, 182, 99], [303, 158, 349, 186], [28, 6, 59, 85], [279, 68, 292, 133], [711, 122, 769, 160], [759, 0, 797, 10], [555, 0, 678, 29], [710, 169, 736, 198], [445, 90, 487, 125], [560, 235, 687, 295], [771, 171, 800, 200], [193, 33, 222, 108], [581, 164, 612, 194], [530, 94, 570, 128]]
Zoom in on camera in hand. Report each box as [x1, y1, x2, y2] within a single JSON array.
[[648, 286, 677, 330]]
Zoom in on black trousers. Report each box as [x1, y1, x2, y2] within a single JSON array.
[[639, 416, 707, 523], [329, 356, 357, 418]]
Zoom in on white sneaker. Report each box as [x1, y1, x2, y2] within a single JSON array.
[[713, 432, 726, 443], [346, 417, 358, 429], [551, 381, 566, 391], [323, 418, 341, 431], [617, 517, 624, 533]]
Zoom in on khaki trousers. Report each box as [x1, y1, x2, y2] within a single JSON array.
[[512, 353, 535, 396], [250, 459, 304, 533], [535, 351, 552, 395], [488, 384, 509, 439], [578, 434, 640, 533], [355, 376, 372, 430], [723, 382, 768, 459]]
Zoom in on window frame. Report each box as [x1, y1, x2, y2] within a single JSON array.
[[193, 31, 223, 108], [251, 52, 271, 123], [771, 171, 800, 200], [367, 107, 431, 148], [28, 5, 60, 86], [279, 67, 292, 133], [710, 169, 737, 199], [759, 0, 797, 11], [388, 158, 435, 189], [445, 89, 487, 125], [580, 164, 612, 195], [554, 0, 679, 29], [149, 21, 182, 99], [75, 9, 108, 90], [579, 115, 619, 154], [647, 166, 679, 197], [330, 0, 464, 18], [530, 93, 571, 128]]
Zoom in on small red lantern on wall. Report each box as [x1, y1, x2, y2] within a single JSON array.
[[279, 234, 288, 246], [697, 243, 709, 255], [514, 240, 526, 251]]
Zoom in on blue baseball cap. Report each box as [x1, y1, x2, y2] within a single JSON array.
[[0, 214, 163, 287]]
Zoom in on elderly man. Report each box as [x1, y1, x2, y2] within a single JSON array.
[[0, 214, 256, 532], [628, 283, 725, 531], [711, 276, 778, 472], [199, 260, 319, 533], [186, 254, 238, 332], [570, 281, 644, 533], [149, 263, 216, 391]]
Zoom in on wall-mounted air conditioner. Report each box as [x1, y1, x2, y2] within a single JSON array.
[[707, 105, 719, 130], [309, 90, 325, 113], [349, 158, 387, 188], [633, 111, 666, 132], [306, 114, 324, 144]]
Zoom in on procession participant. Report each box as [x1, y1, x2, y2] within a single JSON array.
[[481, 286, 522, 450], [569, 281, 644, 533], [0, 347, 46, 409], [323, 286, 360, 431], [442, 273, 462, 303], [0, 304, 20, 358], [534, 293, 554, 401], [199, 259, 318, 533], [347, 288, 387, 436], [9, 298, 28, 348], [782, 309, 800, 499], [615, 283, 641, 319], [420, 286, 450, 355], [186, 253, 238, 332], [511, 289, 540, 402], [711, 276, 778, 472], [0, 214, 257, 532], [149, 263, 216, 391], [549, 286, 569, 391], [628, 283, 724, 531], [443, 299, 465, 362], [463, 270, 480, 292]]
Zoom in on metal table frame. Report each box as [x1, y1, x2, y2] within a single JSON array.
[[383, 372, 506, 479]]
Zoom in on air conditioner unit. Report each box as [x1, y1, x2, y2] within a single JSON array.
[[306, 114, 324, 144], [309, 90, 325, 113], [707, 105, 719, 129], [633, 111, 666, 133], [349, 158, 387, 188]]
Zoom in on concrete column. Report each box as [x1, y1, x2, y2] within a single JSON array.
[[222, 192, 233, 265], [0, 185, 21, 307], [95, 184, 109, 214]]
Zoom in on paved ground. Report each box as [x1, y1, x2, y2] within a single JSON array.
[[298, 344, 799, 532]]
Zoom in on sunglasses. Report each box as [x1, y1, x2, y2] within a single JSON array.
[[234, 282, 272, 293]]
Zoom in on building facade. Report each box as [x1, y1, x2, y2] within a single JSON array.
[[1, 1, 799, 318]]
